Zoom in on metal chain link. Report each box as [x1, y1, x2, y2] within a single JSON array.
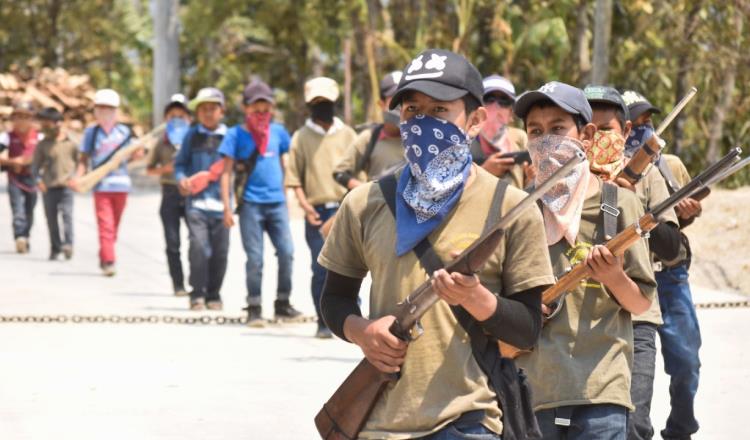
[[0, 314, 318, 325]]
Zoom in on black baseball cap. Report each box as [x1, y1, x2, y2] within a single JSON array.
[[621, 90, 661, 121], [379, 71, 403, 100], [243, 79, 275, 105], [514, 81, 592, 123], [37, 107, 63, 122], [389, 49, 484, 110], [584, 85, 630, 120]]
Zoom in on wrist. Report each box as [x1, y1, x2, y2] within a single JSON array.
[[462, 284, 497, 321], [343, 314, 367, 345]]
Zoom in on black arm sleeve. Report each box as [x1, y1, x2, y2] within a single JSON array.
[[320, 270, 364, 342], [648, 221, 681, 262], [479, 285, 544, 350], [333, 171, 355, 189]]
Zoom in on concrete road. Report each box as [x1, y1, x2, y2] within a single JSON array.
[[0, 188, 747, 439]]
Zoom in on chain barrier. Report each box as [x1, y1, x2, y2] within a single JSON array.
[[0, 314, 318, 325]]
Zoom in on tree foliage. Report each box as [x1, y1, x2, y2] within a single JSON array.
[[1, 0, 748, 184]]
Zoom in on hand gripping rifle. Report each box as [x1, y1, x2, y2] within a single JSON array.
[[314, 151, 586, 440], [619, 87, 698, 185], [499, 147, 743, 359]]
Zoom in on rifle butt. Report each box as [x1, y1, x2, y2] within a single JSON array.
[[315, 359, 397, 439], [498, 340, 529, 359]]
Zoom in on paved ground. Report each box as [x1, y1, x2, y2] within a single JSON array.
[[0, 187, 748, 439]]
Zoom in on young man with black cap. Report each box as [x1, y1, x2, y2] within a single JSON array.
[[174, 87, 229, 311], [470, 74, 529, 188], [218, 78, 301, 326], [147, 93, 191, 296], [512, 81, 656, 439], [333, 71, 405, 188], [318, 49, 555, 439], [32, 107, 79, 260], [286, 76, 356, 338], [1, 101, 39, 253], [584, 85, 682, 440], [623, 89, 703, 440]]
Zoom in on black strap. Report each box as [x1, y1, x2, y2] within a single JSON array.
[[86, 125, 134, 171], [656, 155, 681, 194], [356, 124, 384, 173], [600, 182, 619, 241]]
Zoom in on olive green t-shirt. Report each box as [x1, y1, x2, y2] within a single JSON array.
[[32, 136, 79, 188], [319, 166, 555, 439], [334, 127, 404, 182], [147, 137, 178, 185], [285, 121, 357, 205], [632, 165, 679, 325], [662, 153, 691, 187], [516, 179, 657, 412]]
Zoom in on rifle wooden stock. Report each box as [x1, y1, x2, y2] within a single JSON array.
[[499, 146, 743, 359], [74, 123, 165, 193], [619, 135, 663, 184], [315, 152, 586, 439]]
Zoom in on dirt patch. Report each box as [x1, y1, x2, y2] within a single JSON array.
[[684, 186, 750, 296]]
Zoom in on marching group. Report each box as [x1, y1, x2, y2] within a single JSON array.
[[1, 47, 704, 440]]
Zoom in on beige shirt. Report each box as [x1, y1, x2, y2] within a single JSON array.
[[147, 137, 178, 185], [285, 118, 356, 205], [632, 165, 679, 325], [516, 180, 657, 412], [319, 166, 555, 439], [334, 126, 404, 182], [32, 135, 79, 188]]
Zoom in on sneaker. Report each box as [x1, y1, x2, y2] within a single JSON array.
[[49, 251, 61, 261], [190, 298, 206, 311], [274, 299, 303, 321], [61, 244, 73, 260], [174, 287, 188, 297], [246, 306, 264, 328], [315, 325, 333, 339], [15, 237, 28, 254], [101, 263, 116, 277], [206, 301, 223, 311]]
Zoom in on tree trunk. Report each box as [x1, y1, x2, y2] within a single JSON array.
[[591, 0, 612, 84], [152, 0, 181, 126], [343, 37, 353, 126], [574, 0, 591, 84], [706, 8, 743, 162], [672, 2, 702, 155]]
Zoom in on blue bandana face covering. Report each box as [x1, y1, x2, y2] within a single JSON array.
[[394, 114, 472, 256], [166, 117, 190, 146], [625, 123, 654, 157]]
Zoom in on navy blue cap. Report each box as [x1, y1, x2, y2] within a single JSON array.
[[584, 85, 630, 120], [514, 81, 593, 123], [389, 49, 484, 110], [621, 90, 662, 121]]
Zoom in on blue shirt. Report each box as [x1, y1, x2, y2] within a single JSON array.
[[79, 124, 132, 192], [218, 122, 290, 204], [174, 123, 227, 216]]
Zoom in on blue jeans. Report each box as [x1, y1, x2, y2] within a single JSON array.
[[536, 404, 628, 440], [186, 209, 229, 302], [8, 175, 37, 239], [656, 264, 701, 439], [238, 201, 294, 306], [304, 204, 338, 326], [42, 186, 74, 253], [419, 410, 501, 439], [160, 185, 186, 289], [628, 323, 657, 440]]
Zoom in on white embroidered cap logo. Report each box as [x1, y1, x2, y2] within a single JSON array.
[[539, 83, 557, 94], [621, 90, 644, 106], [405, 53, 448, 81]]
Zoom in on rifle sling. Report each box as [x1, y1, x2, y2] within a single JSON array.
[[86, 125, 134, 171], [600, 182, 619, 241]]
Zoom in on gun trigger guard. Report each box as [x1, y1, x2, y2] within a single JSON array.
[[408, 320, 424, 341]]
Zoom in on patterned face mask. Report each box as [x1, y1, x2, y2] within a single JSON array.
[[166, 117, 190, 146], [528, 134, 591, 246], [625, 123, 654, 157], [394, 114, 472, 256], [586, 130, 626, 180]]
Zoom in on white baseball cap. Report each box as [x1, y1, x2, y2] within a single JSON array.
[[304, 77, 339, 103], [94, 89, 121, 108]]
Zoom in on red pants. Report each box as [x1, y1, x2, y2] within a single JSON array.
[[94, 192, 128, 264]]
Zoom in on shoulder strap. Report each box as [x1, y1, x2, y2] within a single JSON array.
[[600, 182, 620, 241], [91, 125, 133, 170], [356, 124, 384, 173], [656, 155, 681, 194]]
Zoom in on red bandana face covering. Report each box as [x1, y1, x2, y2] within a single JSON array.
[[245, 111, 272, 155]]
